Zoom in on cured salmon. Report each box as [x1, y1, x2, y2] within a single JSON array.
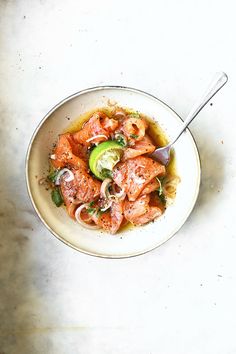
[[60, 168, 101, 218], [92, 200, 124, 234], [101, 116, 119, 132], [121, 117, 148, 143], [122, 135, 155, 161], [73, 112, 118, 146], [131, 207, 162, 225], [113, 156, 166, 201], [124, 195, 150, 220], [124, 194, 162, 225], [52, 133, 87, 169], [140, 178, 160, 196]]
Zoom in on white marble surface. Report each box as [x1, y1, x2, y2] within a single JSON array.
[[0, 0, 236, 353]]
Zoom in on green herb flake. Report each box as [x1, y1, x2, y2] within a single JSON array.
[[158, 192, 166, 205], [130, 134, 139, 139], [101, 168, 113, 179], [51, 187, 63, 207], [157, 189, 166, 205], [115, 135, 126, 147], [128, 111, 140, 119], [156, 177, 163, 195], [87, 201, 96, 214], [87, 206, 107, 217], [96, 208, 109, 217], [96, 209, 103, 217], [87, 207, 96, 215], [47, 169, 59, 183]]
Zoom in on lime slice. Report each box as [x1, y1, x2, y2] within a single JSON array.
[[89, 141, 123, 180]]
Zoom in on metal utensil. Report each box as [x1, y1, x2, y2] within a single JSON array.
[[151, 72, 228, 165]]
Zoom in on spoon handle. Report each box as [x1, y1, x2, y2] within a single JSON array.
[[170, 72, 228, 146]]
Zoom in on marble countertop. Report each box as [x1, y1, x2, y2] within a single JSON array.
[[0, 1, 236, 353]]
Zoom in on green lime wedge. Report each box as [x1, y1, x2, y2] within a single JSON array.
[[89, 141, 123, 180]]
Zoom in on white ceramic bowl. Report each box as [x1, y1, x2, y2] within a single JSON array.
[[26, 86, 201, 258]]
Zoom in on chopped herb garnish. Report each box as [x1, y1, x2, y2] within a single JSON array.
[[158, 192, 166, 205], [87, 201, 96, 214], [156, 177, 163, 195], [156, 176, 166, 204], [87, 207, 96, 215], [128, 111, 140, 119], [130, 134, 139, 139], [115, 134, 127, 147], [96, 208, 106, 217], [51, 187, 63, 207], [101, 168, 113, 179], [87, 205, 107, 216], [47, 169, 59, 183]]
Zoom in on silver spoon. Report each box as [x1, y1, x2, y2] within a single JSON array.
[[151, 72, 228, 165]]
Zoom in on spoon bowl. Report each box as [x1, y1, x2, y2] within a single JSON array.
[[151, 145, 171, 165]]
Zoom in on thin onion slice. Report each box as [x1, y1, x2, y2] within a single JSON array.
[[50, 154, 56, 160], [55, 168, 74, 185], [72, 198, 82, 205], [100, 199, 113, 212], [111, 185, 126, 200], [67, 203, 77, 218], [162, 176, 180, 199], [86, 134, 108, 143], [156, 177, 163, 195], [75, 204, 100, 230], [100, 178, 112, 199], [114, 110, 126, 118], [101, 179, 126, 202]]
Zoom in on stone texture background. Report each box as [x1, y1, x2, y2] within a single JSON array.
[[0, 0, 235, 353]]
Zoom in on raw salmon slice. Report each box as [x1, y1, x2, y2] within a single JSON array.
[[121, 117, 148, 143], [124, 195, 150, 221], [122, 135, 155, 161], [101, 116, 119, 132], [60, 168, 101, 218], [124, 194, 162, 225], [140, 178, 159, 196], [113, 156, 166, 201], [92, 200, 124, 234], [73, 112, 118, 146], [52, 133, 87, 169], [131, 207, 162, 225]]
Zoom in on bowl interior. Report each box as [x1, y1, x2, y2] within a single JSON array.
[[26, 87, 200, 258]]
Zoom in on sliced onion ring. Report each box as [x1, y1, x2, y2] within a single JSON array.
[[111, 185, 126, 200], [75, 204, 100, 230], [100, 178, 112, 199], [55, 168, 74, 185], [100, 199, 113, 212], [101, 179, 126, 202], [114, 110, 126, 118], [72, 198, 82, 205], [86, 134, 108, 143], [67, 203, 77, 218]]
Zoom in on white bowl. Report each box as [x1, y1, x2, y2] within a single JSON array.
[[26, 86, 201, 258]]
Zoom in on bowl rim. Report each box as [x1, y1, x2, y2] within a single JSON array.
[[25, 85, 201, 258]]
